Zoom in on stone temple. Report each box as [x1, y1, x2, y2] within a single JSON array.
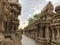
[[24, 2, 60, 45], [0, 0, 22, 45]]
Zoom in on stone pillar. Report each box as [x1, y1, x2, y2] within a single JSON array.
[[35, 29, 37, 40], [45, 26, 49, 40], [52, 29, 55, 41], [39, 29, 40, 39], [40, 26, 43, 39], [56, 28, 60, 40], [35, 29, 38, 39]]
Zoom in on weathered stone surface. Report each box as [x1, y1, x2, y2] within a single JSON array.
[[0, 0, 22, 45]]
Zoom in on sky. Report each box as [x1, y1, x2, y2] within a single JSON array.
[[18, 0, 60, 29]]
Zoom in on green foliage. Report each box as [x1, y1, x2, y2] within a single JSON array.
[[28, 18, 34, 24], [28, 13, 41, 25], [33, 13, 41, 20]]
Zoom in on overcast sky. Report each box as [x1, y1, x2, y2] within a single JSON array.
[[18, 0, 60, 29]]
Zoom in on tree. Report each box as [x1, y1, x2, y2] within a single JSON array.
[[28, 13, 41, 25], [33, 13, 41, 20], [28, 18, 34, 25]]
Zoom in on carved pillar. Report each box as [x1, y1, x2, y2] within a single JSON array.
[[54, 28, 57, 40], [52, 28, 55, 41], [45, 25, 49, 40], [56, 28, 60, 39], [35, 28, 37, 39], [40, 26, 43, 38], [34, 29, 36, 40], [39, 28, 40, 39]]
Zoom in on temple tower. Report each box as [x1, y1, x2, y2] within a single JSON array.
[[39, 2, 54, 45]]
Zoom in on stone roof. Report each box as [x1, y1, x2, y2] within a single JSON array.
[[55, 6, 60, 12], [24, 19, 40, 30], [41, 1, 53, 14]]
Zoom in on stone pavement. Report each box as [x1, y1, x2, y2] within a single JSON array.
[[21, 35, 39, 45]]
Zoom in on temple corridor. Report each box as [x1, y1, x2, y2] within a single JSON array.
[[21, 35, 39, 45]]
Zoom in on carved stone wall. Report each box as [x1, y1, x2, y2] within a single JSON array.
[[0, 0, 22, 45]]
